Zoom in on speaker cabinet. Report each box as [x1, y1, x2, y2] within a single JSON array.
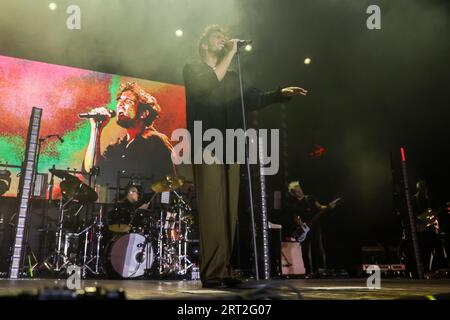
[[281, 242, 305, 276]]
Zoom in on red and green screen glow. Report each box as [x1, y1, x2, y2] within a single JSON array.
[[0, 55, 186, 197]]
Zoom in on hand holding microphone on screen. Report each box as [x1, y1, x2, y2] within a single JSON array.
[[79, 107, 116, 129]]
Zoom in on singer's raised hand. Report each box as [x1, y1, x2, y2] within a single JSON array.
[[281, 87, 308, 97], [213, 39, 240, 82], [89, 107, 112, 128], [84, 106, 111, 173], [225, 39, 240, 56]]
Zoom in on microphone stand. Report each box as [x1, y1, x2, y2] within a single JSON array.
[[236, 46, 260, 280]]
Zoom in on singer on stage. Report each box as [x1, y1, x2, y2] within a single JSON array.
[[183, 25, 308, 288], [83, 81, 175, 194]]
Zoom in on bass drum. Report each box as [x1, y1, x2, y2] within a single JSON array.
[[106, 233, 154, 278]]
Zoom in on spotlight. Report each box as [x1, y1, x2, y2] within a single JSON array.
[[175, 29, 183, 37], [0, 169, 11, 196], [48, 3, 57, 11], [244, 44, 253, 52], [304, 58, 311, 65]]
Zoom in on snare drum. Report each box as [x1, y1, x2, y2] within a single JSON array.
[[107, 206, 132, 233]]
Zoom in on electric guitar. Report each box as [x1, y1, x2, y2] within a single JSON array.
[[294, 197, 343, 242], [415, 202, 450, 234]]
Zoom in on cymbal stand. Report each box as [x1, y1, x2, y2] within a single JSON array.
[[158, 208, 164, 275], [156, 190, 175, 276], [153, 188, 194, 277], [80, 117, 102, 278], [178, 221, 196, 276], [157, 209, 180, 276], [77, 223, 93, 278], [81, 205, 104, 277], [171, 190, 193, 276], [44, 195, 75, 272], [94, 206, 104, 274], [177, 202, 182, 273]]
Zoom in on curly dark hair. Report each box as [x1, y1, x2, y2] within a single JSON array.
[[116, 81, 162, 126], [198, 24, 229, 59]]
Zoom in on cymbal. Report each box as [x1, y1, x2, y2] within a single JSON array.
[[60, 179, 98, 203], [182, 213, 194, 222], [151, 175, 184, 193], [49, 168, 79, 181]]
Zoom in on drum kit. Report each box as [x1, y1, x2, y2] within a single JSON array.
[[42, 170, 198, 280]]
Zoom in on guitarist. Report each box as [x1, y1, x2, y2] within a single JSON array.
[[284, 181, 338, 277], [411, 180, 448, 273]]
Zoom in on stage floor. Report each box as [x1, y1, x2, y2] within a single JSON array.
[[1, 278, 450, 300]]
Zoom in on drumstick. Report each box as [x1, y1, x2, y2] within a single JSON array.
[[138, 192, 158, 210]]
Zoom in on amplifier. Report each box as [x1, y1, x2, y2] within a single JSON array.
[[269, 222, 282, 278], [390, 264, 406, 271], [281, 242, 305, 276]]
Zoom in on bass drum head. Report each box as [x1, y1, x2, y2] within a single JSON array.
[[109, 233, 154, 278]]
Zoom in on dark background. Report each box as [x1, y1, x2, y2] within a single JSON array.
[[1, 0, 449, 273]]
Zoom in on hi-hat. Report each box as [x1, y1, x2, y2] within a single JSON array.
[[151, 175, 184, 193]]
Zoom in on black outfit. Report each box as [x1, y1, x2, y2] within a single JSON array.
[[183, 62, 290, 147], [285, 194, 327, 276], [183, 61, 290, 285], [96, 133, 174, 190]]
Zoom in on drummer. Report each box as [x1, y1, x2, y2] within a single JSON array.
[[120, 185, 149, 209], [108, 185, 151, 233]]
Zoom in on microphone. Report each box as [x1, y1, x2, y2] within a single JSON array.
[[79, 109, 116, 120], [237, 39, 252, 47]]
